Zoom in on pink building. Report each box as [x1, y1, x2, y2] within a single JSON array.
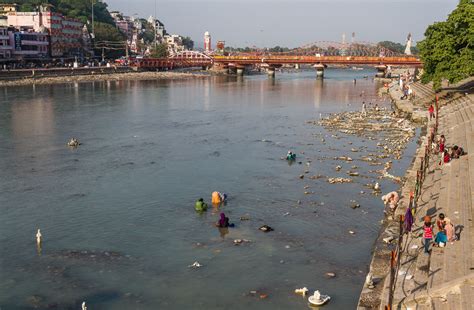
[[7, 9, 83, 57]]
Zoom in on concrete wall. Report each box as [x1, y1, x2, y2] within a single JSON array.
[[0, 66, 133, 80]]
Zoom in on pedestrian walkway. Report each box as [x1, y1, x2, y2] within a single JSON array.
[[392, 93, 474, 309]]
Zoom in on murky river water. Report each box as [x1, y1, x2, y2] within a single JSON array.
[[0, 69, 418, 309]]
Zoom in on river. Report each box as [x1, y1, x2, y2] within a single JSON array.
[[0, 69, 418, 309]]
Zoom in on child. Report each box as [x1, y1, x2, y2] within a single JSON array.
[[423, 221, 433, 254]]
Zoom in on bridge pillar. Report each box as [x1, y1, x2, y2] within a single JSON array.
[[236, 67, 245, 76], [267, 67, 276, 78], [375, 65, 387, 78], [228, 67, 237, 75], [295, 64, 300, 70], [314, 64, 324, 78]]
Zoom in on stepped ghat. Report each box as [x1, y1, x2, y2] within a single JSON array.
[[359, 78, 474, 309]]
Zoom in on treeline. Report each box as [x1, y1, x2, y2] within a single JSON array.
[[418, 0, 474, 88]]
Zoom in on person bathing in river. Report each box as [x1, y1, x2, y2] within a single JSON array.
[[382, 191, 399, 212], [195, 198, 208, 212], [361, 102, 367, 117], [286, 150, 296, 160], [216, 212, 234, 228], [212, 191, 227, 204]]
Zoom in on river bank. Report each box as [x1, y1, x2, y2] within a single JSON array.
[[357, 79, 431, 309], [0, 70, 209, 88]]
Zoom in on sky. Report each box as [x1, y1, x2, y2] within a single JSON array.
[[106, 0, 459, 48]]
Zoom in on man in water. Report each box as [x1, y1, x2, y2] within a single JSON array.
[[361, 102, 367, 117]]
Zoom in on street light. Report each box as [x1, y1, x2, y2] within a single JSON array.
[[91, 0, 100, 39]]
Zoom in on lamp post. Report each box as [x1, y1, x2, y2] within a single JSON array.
[[91, 0, 96, 39]]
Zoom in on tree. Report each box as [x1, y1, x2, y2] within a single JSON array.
[[377, 41, 405, 54], [93, 22, 126, 58], [418, 0, 474, 88], [182, 36, 194, 50], [150, 43, 168, 58]]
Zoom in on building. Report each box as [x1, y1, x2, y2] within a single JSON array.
[[147, 16, 166, 43], [164, 34, 184, 55], [7, 5, 83, 57], [0, 26, 49, 60], [0, 4, 18, 15], [0, 26, 12, 59], [204, 31, 211, 52], [10, 28, 49, 59]]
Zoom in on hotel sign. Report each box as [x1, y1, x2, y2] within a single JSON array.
[[14, 33, 21, 50]]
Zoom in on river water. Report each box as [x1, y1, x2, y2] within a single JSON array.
[[0, 69, 418, 309]]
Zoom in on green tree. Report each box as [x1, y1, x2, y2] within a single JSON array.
[[418, 0, 474, 88], [181, 36, 194, 50], [150, 43, 168, 58], [377, 41, 405, 54], [93, 21, 126, 58]]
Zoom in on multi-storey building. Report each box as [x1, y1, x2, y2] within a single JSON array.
[[164, 34, 184, 55], [147, 16, 166, 44], [0, 26, 12, 59], [7, 5, 83, 57], [10, 29, 49, 59]]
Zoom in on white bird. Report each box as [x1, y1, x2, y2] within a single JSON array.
[[374, 182, 380, 191], [82, 301, 87, 310], [36, 229, 42, 245]]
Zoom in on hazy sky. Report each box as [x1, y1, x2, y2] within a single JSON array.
[[106, 0, 458, 48]]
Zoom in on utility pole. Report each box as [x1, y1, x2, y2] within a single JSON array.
[[102, 47, 104, 62], [91, 0, 95, 39], [125, 41, 129, 58]]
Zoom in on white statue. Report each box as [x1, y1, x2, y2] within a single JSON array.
[[405, 33, 412, 55]]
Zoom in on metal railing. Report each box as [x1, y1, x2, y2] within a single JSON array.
[[385, 96, 439, 309]]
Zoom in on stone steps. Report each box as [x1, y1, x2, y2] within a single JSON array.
[[395, 93, 474, 310]]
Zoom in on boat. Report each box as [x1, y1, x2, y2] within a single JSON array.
[[308, 290, 330, 306]]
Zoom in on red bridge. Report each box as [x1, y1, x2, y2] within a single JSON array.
[[132, 51, 422, 77]]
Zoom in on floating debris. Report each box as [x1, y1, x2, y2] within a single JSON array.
[[233, 239, 251, 245], [325, 272, 336, 278], [335, 165, 342, 171], [295, 287, 309, 296], [188, 261, 203, 268], [259, 225, 274, 232], [327, 177, 352, 184]]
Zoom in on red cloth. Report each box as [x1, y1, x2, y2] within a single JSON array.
[[429, 105, 434, 114], [444, 153, 450, 163]]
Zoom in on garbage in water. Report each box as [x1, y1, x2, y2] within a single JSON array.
[[308, 290, 331, 306], [294, 287, 309, 296], [188, 261, 203, 268], [259, 225, 274, 232]]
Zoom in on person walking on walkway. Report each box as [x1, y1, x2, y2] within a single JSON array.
[[429, 104, 435, 120], [423, 221, 433, 254]]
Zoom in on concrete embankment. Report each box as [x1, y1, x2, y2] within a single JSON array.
[[0, 68, 208, 87], [359, 77, 474, 309]]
